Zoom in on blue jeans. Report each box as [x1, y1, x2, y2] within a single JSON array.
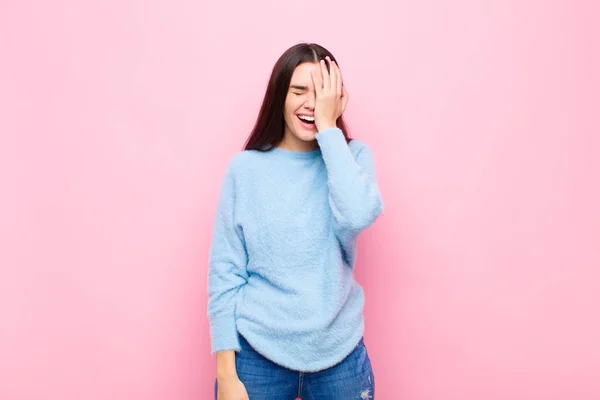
[[215, 334, 375, 399]]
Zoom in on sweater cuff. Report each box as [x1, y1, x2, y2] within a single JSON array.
[[210, 315, 241, 353], [315, 127, 346, 147]]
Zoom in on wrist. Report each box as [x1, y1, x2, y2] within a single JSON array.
[[316, 119, 337, 132], [217, 371, 238, 381], [216, 350, 238, 381]]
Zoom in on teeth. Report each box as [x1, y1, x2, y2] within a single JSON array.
[[298, 115, 314, 122]]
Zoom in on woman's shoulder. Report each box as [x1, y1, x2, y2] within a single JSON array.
[[223, 149, 267, 175]]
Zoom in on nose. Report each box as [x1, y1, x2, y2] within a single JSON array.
[[304, 90, 315, 110]]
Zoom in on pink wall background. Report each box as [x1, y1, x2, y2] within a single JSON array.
[[1, 0, 599, 399]]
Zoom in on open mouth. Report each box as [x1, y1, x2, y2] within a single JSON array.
[[297, 115, 316, 129]]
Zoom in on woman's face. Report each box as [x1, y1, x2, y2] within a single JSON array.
[[283, 62, 320, 143]]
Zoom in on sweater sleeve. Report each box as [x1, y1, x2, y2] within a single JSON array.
[[315, 127, 384, 234], [207, 161, 248, 354]]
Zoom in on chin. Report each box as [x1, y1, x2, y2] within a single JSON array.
[[298, 132, 317, 141], [293, 126, 318, 141], [292, 132, 316, 142]]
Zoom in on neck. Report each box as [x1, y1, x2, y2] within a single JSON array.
[[278, 130, 319, 152]]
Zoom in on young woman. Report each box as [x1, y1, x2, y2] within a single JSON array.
[[208, 43, 384, 400]]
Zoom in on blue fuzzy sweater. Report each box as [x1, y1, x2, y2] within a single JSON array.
[[207, 127, 384, 372]]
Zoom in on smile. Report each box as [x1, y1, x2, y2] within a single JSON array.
[[297, 115, 315, 125]]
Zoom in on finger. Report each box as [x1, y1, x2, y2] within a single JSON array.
[[320, 59, 330, 92], [310, 67, 322, 94], [341, 85, 349, 113], [326, 57, 337, 93], [332, 60, 342, 97]]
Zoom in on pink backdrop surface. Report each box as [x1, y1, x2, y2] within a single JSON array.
[[1, 0, 599, 399]]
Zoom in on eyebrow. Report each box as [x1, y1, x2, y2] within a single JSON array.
[[289, 85, 309, 90]]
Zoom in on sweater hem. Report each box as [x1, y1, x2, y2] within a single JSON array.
[[236, 325, 365, 373]]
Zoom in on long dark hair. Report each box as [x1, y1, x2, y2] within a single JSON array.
[[243, 43, 352, 151]]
